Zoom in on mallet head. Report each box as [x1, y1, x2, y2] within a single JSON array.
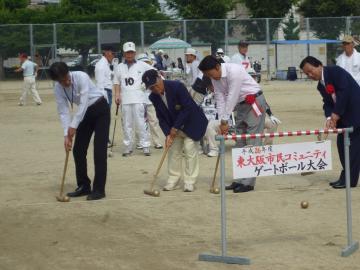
[[108, 151, 113, 158], [144, 189, 160, 197], [56, 195, 70, 202]]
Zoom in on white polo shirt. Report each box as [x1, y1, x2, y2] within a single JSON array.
[[21, 60, 37, 77], [186, 59, 202, 85], [231, 53, 251, 71], [211, 63, 261, 121], [113, 60, 153, 104], [95, 56, 113, 91], [54, 71, 105, 136], [336, 49, 360, 85]]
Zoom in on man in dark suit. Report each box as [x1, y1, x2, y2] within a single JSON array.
[[300, 56, 360, 189], [142, 69, 208, 192]]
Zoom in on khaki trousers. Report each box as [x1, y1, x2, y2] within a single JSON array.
[[20, 76, 42, 104], [146, 104, 164, 146], [167, 131, 199, 185]]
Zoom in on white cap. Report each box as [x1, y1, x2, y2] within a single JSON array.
[[216, 48, 224, 54], [158, 49, 164, 54], [137, 53, 151, 63], [123, 42, 136, 52], [185, 48, 197, 55]]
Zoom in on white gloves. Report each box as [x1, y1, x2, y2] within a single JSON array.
[[270, 115, 281, 125]]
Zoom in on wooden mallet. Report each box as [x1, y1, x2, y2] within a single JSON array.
[[144, 146, 170, 197], [209, 153, 220, 194], [56, 150, 70, 202]]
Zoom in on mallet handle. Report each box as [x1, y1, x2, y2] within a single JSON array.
[[59, 150, 70, 196], [149, 146, 170, 191], [211, 154, 220, 189], [110, 104, 120, 150]]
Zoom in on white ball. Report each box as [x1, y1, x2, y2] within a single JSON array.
[[108, 152, 113, 157]]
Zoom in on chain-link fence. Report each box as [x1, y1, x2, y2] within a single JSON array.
[[1, 16, 359, 81]]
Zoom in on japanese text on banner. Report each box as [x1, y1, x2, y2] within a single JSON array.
[[232, 141, 332, 179]]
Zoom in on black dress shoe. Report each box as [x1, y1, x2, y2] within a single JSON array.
[[86, 192, 106, 201], [329, 180, 342, 186], [225, 182, 242, 190], [67, 186, 91, 197], [233, 185, 254, 193], [332, 183, 346, 189]]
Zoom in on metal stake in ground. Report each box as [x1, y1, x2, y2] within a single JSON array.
[[209, 153, 220, 194], [108, 104, 119, 158], [56, 150, 70, 202], [144, 146, 170, 197]]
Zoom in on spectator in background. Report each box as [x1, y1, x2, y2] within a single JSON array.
[[15, 53, 42, 106], [336, 35, 360, 85], [162, 53, 175, 70], [154, 50, 165, 70], [216, 48, 230, 63], [231, 40, 251, 71]]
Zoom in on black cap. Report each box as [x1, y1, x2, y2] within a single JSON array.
[[142, 69, 159, 88], [238, 40, 249, 47], [101, 44, 115, 52]]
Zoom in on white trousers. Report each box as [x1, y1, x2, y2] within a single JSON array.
[[167, 131, 199, 185], [146, 104, 163, 146], [121, 103, 150, 150], [205, 119, 220, 152], [20, 76, 42, 104]]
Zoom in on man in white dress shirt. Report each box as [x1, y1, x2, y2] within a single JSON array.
[[231, 41, 251, 71], [49, 62, 110, 200], [336, 35, 360, 85], [15, 53, 42, 106], [95, 45, 116, 145], [199, 55, 267, 193], [95, 45, 115, 108], [113, 42, 153, 156]]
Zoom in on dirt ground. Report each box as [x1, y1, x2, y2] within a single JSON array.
[[0, 79, 359, 270]]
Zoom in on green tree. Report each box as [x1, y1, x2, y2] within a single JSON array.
[[283, 12, 300, 40], [239, 0, 298, 41], [297, 0, 360, 39], [0, 0, 168, 78], [166, 0, 239, 52]]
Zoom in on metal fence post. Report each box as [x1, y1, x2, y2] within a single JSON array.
[[346, 17, 351, 35], [97, 22, 101, 54], [29, 24, 34, 60], [53, 23, 57, 62], [266, 18, 270, 79], [225, 19, 229, 55], [140, 21, 145, 52], [306, 18, 310, 56], [183, 20, 187, 42]]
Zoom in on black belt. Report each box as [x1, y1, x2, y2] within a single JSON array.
[[239, 91, 263, 105]]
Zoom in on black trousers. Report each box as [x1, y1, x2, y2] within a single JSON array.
[[337, 127, 360, 187], [73, 97, 110, 193]]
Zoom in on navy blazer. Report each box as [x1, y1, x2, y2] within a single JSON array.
[[149, 80, 208, 141], [317, 65, 360, 128]]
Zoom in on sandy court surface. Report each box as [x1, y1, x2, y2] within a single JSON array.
[[0, 79, 359, 270]]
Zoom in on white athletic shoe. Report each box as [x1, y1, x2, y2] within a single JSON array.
[[184, 183, 195, 192], [163, 182, 179, 191], [143, 147, 151, 156], [207, 150, 218, 157], [154, 144, 163, 149], [18, 102, 24, 106], [136, 144, 143, 150]]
